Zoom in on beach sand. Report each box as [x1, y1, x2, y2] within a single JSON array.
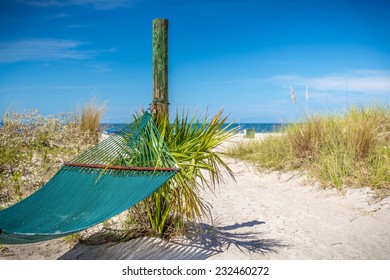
[[1, 133, 389, 260]]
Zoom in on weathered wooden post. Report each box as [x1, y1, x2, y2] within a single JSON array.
[[152, 18, 169, 119]]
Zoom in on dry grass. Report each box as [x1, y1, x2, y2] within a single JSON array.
[[79, 99, 104, 143], [0, 106, 102, 207], [228, 106, 390, 196]]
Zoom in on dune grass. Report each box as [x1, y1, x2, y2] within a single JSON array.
[[79, 99, 105, 143], [227, 106, 390, 196], [0, 101, 104, 207]]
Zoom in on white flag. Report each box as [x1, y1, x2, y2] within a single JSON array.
[[305, 85, 309, 102], [290, 86, 296, 103]]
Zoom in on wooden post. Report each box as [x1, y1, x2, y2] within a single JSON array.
[[152, 18, 169, 119]]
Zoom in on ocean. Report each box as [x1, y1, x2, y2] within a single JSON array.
[[0, 120, 284, 133], [101, 123, 285, 134]]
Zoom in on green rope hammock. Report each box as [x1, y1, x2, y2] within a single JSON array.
[[0, 112, 179, 244]]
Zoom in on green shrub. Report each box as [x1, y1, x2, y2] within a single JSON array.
[[129, 110, 235, 238]]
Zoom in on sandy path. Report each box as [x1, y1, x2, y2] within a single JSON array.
[[1, 135, 389, 260], [200, 158, 390, 259]]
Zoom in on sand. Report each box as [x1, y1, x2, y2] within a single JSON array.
[[1, 133, 389, 260]]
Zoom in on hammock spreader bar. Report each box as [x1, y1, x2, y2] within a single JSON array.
[[64, 162, 180, 173]]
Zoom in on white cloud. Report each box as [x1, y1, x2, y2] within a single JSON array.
[[0, 39, 115, 63], [16, 0, 132, 10], [271, 70, 390, 95], [0, 39, 87, 63]]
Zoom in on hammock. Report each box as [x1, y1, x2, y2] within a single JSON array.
[[0, 112, 179, 244]]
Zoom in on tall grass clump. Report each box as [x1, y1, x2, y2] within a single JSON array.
[[228, 106, 390, 196], [79, 99, 104, 143], [128, 110, 235, 238]]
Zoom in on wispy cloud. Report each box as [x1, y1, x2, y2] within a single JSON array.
[[16, 0, 132, 10], [68, 24, 92, 28], [93, 63, 112, 73], [0, 86, 98, 92], [0, 39, 115, 63], [271, 70, 390, 95], [46, 13, 71, 19]]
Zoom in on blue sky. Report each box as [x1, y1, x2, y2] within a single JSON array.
[[1, 0, 389, 123]]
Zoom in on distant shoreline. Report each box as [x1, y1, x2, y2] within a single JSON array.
[[100, 122, 289, 134], [0, 119, 288, 134]]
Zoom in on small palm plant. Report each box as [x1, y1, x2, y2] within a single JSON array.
[[130, 109, 235, 238]]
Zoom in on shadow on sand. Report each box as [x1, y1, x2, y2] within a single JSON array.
[[59, 220, 285, 260], [180, 220, 285, 256]]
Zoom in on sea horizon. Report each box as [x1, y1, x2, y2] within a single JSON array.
[[101, 122, 287, 134], [0, 119, 288, 133]]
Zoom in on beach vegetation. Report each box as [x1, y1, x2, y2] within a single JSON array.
[[0, 101, 103, 207], [228, 105, 390, 197], [0, 105, 234, 241], [63, 233, 82, 246], [128, 110, 235, 238], [79, 98, 105, 143]]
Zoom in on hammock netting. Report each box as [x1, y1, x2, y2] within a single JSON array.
[[0, 112, 179, 244]]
